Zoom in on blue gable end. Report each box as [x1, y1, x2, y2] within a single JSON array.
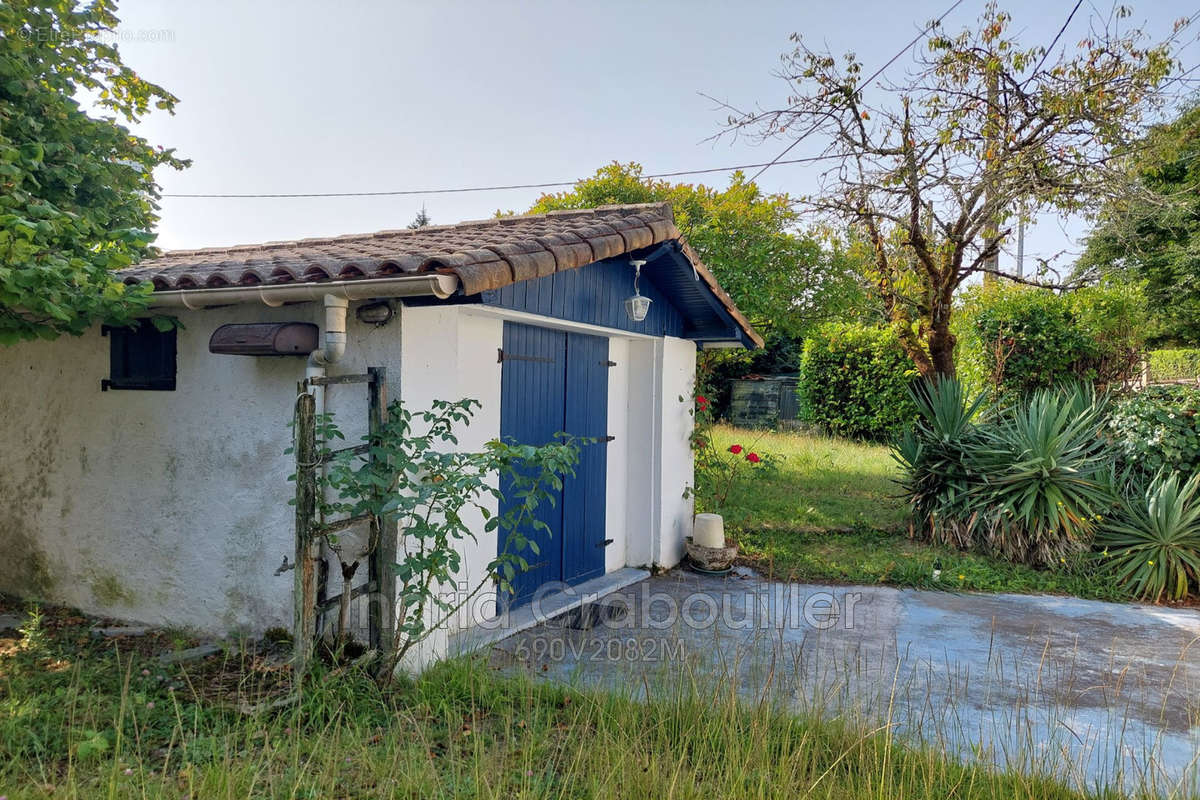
[[479, 257, 686, 338]]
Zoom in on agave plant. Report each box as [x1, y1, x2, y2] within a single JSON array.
[[968, 385, 1115, 567], [1098, 471, 1200, 603], [892, 377, 989, 548]]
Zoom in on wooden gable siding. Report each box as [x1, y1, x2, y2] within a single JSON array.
[[479, 257, 686, 338]]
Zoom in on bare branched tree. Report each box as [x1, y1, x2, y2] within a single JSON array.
[[719, 3, 1191, 376]]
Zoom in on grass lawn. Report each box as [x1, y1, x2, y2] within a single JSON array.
[[707, 424, 905, 533], [0, 604, 1110, 799], [708, 425, 1126, 602]]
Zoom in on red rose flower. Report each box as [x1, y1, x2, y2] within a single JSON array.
[[746, 452, 761, 463], [696, 395, 709, 410], [728, 444, 743, 454]]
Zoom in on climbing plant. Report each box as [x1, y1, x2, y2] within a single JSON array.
[[291, 397, 582, 673]]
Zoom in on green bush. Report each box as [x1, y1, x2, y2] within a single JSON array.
[[1098, 471, 1200, 602], [798, 323, 918, 440], [954, 283, 1147, 398], [896, 378, 1200, 598], [896, 381, 1116, 569], [1147, 348, 1200, 382], [893, 378, 988, 549], [1108, 385, 1200, 477], [967, 386, 1115, 567]]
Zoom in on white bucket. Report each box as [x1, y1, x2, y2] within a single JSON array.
[[693, 513, 726, 548]]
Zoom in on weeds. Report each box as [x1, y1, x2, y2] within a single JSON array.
[[3, 600, 1178, 798]]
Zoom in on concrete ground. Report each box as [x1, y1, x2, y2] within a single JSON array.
[[490, 569, 1200, 796]]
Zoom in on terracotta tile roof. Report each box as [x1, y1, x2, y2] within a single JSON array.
[[121, 203, 679, 296], [121, 201, 760, 346]]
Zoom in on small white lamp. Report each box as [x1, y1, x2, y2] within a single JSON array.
[[624, 259, 652, 322]]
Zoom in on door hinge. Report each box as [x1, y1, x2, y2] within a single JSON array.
[[497, 348, 554, 364], [596, 538, 614, 549], [603, 435, 616, 442], [601, 360, 617, 367]]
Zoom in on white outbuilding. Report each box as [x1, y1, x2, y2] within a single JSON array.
[[0, 202, 759, 664]]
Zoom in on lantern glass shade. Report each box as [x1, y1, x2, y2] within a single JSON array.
[[355, 300, 394, 326], [624, 293, 652, 322]]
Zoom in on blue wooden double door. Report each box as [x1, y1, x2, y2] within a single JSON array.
[[499, 322, 609, 607]]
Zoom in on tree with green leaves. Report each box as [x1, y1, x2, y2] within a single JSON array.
[[719, 4, 1186, 377], [407, 206, 432, 229], [1077, 101, 1200, 344], [0, 0, 186, 344], [526, 161, 868, 340]]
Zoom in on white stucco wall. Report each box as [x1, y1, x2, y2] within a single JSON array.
[[394, 304, 503, 667], [0, 299, 412, 634], [0, 305, 293, 630], [618, 336, 696, 570]]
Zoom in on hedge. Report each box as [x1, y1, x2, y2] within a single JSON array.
[[1147, 348, 1200, 382], [954, 283, 1147, 398], [798, 323, 918, 440]]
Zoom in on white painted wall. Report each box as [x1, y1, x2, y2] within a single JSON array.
[[616, 336, 695, 570], [396, 304, 504, 668], [0, 299, 411, 635], [622, 338, 658, 569], [656, 336, 698, 567], [0, 306, 297, 631]]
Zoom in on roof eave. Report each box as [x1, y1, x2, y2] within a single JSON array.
[[146, 273, 460, 310], [668, 240, 763, 350]]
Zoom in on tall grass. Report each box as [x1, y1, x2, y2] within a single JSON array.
[[3, 604, 1195, 798]]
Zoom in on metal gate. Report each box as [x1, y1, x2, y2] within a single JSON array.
[[497, 322, 609, 607], [292, 367, 395, 670]]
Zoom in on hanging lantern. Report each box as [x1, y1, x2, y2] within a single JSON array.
[[624, 259, 652, 322]]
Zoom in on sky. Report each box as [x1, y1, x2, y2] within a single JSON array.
[[110, 0, 1197, 276]]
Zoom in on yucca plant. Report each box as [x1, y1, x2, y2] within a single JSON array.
[[893, 377, 990, 548], [1097, 471, 1200, 602], [968, 385, 1115, 567]]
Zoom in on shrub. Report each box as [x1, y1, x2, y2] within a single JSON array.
[[896, 382, 1117, 569], [293, 397, 582, 667], [1108, 386, 1200, 477], [1067, 283, 1148, 386], [1147, 348, 1200, 382], [967, 386, 1115, 567], [798, 323, 918, 440], [1098, 471, 1200, 602], [689, 394, 777, 520], [954, 283, 1147, 398], [893, 378, 988, 549]]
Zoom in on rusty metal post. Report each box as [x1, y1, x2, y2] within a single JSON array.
[[293, 385, 320, 673]]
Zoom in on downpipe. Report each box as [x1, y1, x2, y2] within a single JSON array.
[[305, 294, 350, 417], [304, 294, 351, 640]]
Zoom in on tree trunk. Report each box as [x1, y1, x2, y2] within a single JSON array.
[[927, 321, 957, 378]]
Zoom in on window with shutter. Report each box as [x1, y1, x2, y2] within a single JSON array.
[[101, 320, 177, 391]]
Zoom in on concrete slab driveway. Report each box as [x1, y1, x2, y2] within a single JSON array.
[[491, 569, 1200, 796]]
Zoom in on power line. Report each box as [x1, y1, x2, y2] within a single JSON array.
[[1029, 0, 1084, 79], [159, 154, 842, 199], [746, 0, 966, 184], [162, 2, 964, 202]]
